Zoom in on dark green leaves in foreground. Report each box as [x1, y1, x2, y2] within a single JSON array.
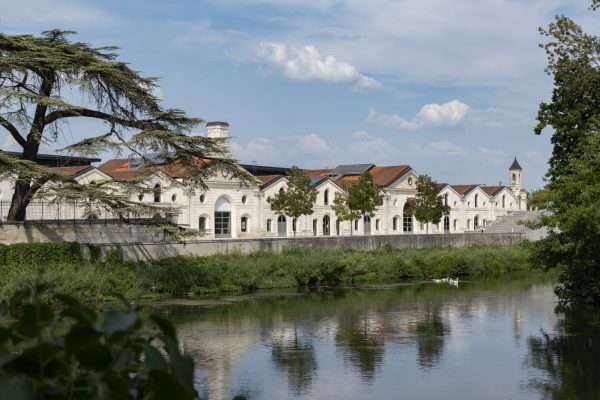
[[0, 287, 197, 399]]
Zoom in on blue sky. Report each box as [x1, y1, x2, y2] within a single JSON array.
[[1, 0, 597, 190]]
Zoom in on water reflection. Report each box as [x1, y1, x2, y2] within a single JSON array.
[[166, 276, 576, 400], [526, 306, 600, 400]]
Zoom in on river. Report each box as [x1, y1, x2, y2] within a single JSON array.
[[158, 276, 600, 400]]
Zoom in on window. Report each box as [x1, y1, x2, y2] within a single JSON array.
[[475, 194, 478, 208], [336, 219, 340, 235], [313, 219, 317, 236], [502, 195, 506, 208], [241, 216, 248, 232], [242, 195, 247, 204], [474, 216, 479, 228], [267, 219, 272, 232], [512, 173, 516, 182], [420, 222, 424, 230], [393, 217, 398, 231], [355, 219, 359, 231], [467, 219, 471, 230], [214, 197, 231, 237], [323, 215, 330, 236], [444, 193, 448, 206], [375, 219, 380, 230], [138, 193, 144, 201], [324, 189, 329, 206], [444, 216, 450, 232], [407, 177, 413, 186], [153, 184, 161, 203], [199, 216, 206, 232], [453, 219, 457, 230], [171, 194, 177, 202], [403, 203, 413, 232], [200, 194, 205, 203]]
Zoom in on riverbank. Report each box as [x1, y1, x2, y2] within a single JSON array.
[[0, 242, 533, 302]]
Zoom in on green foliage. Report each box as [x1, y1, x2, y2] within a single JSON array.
[[268, 166, 318, 235], [0, 285, 197, 399], [0, 244, 7, 265], [4, 242, 82, 266], [347, 172, 384, 219], [331, 192, 361, 235], [408, 175, 450, 232], [532, 4, 600, 303]]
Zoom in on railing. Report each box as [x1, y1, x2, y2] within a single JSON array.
[[0, 201, 177, 224]]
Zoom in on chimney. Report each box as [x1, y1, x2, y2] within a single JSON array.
[[206, 121, 230, 156]]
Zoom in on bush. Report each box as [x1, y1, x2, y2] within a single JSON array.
[[0, 286, 197, 399], [4, 242, 82, 266]]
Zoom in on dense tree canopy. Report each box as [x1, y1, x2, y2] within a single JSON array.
[[331, 191, 361, 235], [408, 175, 449, 233], [268, 166, 318, 236], [346, 172, 383, 220], [0, 30, 240, 223], [531, 3, 600, 303]]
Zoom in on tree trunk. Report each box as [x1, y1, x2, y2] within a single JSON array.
[[7, 178, 32, 221]]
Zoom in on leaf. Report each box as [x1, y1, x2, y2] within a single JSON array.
[[150, 314, 176, 338], [76, 343, 113, 371], [65, 324, 101, 355], [144, 344, 168, 372], [148, 370, 188, 400], [0, 373, 33, 400], [15, 304, 53, 338], [100, 310, 137, 335]]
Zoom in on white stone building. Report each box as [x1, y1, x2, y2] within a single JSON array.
[[0, 121, 527, 237]]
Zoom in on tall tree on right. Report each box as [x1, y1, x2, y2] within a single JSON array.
[[531, 3, 600, 303], [408, 175, 449, 234]]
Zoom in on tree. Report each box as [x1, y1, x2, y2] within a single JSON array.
[[531, 3, 600, 303], [408, 175, 450, 233], [331, 191, 361, 236], [268, 166, 318, 236], [346, 171, 383, 226], [0, 30, 241, 223]]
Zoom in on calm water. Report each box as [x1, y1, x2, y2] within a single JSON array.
[[161, 277, 600, 400]]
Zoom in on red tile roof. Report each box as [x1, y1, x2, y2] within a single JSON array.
[[256, 174, 283, 188], [450, 185, 478, 195], [481, 186, 505, 196], [53, 165, 93, 176], [303, 169, 330, 178], [368, 165, 411, 187]]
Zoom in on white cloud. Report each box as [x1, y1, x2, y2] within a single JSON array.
[[367, 100, 469, 130], [294, 132, 331, 153], [348, 131, 396, 161], [230, 137, 275, 162], [480, 147, 508, 164], [257, 42, 382, 90]]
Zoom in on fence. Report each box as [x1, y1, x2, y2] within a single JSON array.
[[0, 201, 177, 224]]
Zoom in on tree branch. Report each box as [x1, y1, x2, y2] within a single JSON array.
[[0, 116, 26, 148], [45, 108, 161, 130]]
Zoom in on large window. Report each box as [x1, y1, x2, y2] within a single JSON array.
[[266, 219, 272, 232], [214, 197, 231, 238], [241, 216, 248, 232], [323, 215, 330, 236], [474, 215, 479, 228], [199, 216, 206, 232], [403, 203, 413, 233], [153, 184, 161, 203], [443, 216, 450, 232]]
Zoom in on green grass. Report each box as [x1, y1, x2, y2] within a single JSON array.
[[0, 243, 532, 302]]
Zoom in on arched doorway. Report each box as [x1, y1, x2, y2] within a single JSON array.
[[403, 203, 413, 233], [323, 215, 330, 236], [214, 197, 231, 238], [277, 215, 287, 237], [443, 216, 450, 233], [364, 216, 371, 236]]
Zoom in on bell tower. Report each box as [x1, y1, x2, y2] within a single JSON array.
[[206, 121, 230, 156], [508, 157, 525, 209]]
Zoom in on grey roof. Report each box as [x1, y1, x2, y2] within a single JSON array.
[[509, 157, 522, 171], [308, 176, 327, 187], [330, 164, 374, 176]]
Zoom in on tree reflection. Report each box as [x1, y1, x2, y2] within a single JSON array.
[[271, 327, 318, 396], [526, 306, 600, 400], [414, 304, 449, 369], [335, 313, 385, 382]]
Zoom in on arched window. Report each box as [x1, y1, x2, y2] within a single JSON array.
[[336, 219, 340, 235], [393, 216, 398, 231], [313, 219, 318, 236], [355, 219, 359, 231], [153, 184, 161, 203], [324, 189, 329, 206], [403, 203, 413, 233], [214, 197, 231, 238], [444, 193, 448, 206], [443, 216, 450, 232], [502, 195, 506, 208], [453, 219, 457, 231], [323, 215, 330, 236], [474, 215, 479, 228], [266, 219, 272, 232], [467, 219, 471, 230], [375, 219, 380, 231], [474, 194, 478, 208], [241, 216, 248, 232], [199, 216, 206, 232]]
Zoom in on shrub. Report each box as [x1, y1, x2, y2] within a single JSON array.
[[5, 242, 82, 266]]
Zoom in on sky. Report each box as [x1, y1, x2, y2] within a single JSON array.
[[0, 0, 597, 190]]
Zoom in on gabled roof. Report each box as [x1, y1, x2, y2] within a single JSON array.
[[257, 174, 284, 189], [509, 158, 522, 171], [481, 186, 505, 196], [99, 158, 143, 180], [53, 165, 95, 177], [303, 168, 331, 178], [369, 165, 411, 187], [450, 184, 478, 196]]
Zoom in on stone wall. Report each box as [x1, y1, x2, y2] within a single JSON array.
[[0, 221, 525, 263], [93, 232, 524, 263]]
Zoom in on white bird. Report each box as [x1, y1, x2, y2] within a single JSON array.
[[448, 277, 459, 287]]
